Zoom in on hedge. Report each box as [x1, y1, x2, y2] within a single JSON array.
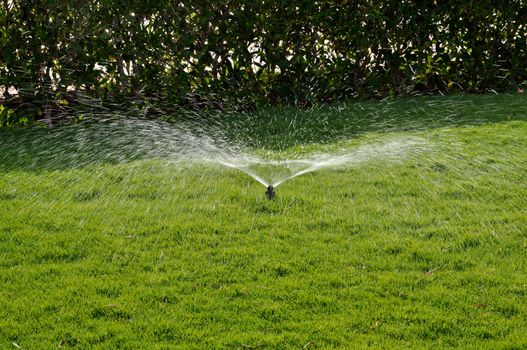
[[1, 0, 526, 125]]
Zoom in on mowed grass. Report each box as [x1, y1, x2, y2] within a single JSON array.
[[1, 95, 526, 349]]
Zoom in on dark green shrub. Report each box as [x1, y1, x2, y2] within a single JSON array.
[[1, 0, 526, 123]]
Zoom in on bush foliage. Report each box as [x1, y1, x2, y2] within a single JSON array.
[[1, 1, 526, 123]]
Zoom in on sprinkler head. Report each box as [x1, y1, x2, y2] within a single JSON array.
[[265, 185, 275, 200]]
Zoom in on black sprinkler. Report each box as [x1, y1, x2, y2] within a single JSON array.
[[265, 185, 275, 200]]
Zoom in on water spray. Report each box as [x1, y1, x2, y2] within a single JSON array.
[[265, 185, 275, 200]]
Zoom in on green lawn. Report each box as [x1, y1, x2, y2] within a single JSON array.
[[1, 94, 526, 349]]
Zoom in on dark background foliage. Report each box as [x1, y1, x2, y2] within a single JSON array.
[[1, 0, 526, 125]]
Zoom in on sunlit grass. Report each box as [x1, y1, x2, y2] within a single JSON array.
[[0, 95, 526, 349]]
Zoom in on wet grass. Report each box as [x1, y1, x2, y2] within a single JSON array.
[[1, 94, 527, 349]]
